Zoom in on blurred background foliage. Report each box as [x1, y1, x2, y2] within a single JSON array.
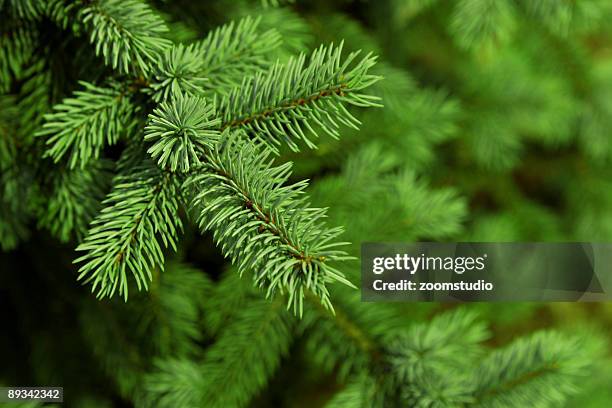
[[2, 0, 612, 406]]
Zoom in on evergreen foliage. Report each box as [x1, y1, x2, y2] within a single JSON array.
[[75, 159, 183, 300], [188, 132, 353, 315], [37, 158, 112, 242], [1, 0, 611, 407], [193, 16, 282, 94], [216, 42, 381, 152], [80, 0, 171, 75], [38, 81, 138, 168], [144, 93, 219, 172]]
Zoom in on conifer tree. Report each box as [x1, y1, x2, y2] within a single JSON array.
[[1, 0, 611, 407]]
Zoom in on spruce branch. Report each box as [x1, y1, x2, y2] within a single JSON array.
[[450, 0, 517, 50], [389, 310, 487, 406], [79, 0, 171, 75], [148, 44, 208, 102], [194, 16, 281, 94], [2, 0, 45, 20], [217, 42, 382, 152], [301, 285, 447, 393], [301, 290, 381, 380], [391, 170, 467, 238], [146, 298, 293, 408], [187, 132, 354, 315], [0, 95, 19, 165], [129, 261, 212, 358], [16, 59, 53, 137], [197, 299, 293, 408], [521, 0, 605, 36], [388, 309, 488, 383], [303, 304, 487, 406], [46, 0, 81, 29], [246, 7, 313, 57], [144, 93, 219, 173], [0, 20, 37, 92], [0, 95, 33, 250], [78, 261, 211, 404], [145, 358, 205, 408], [324, 379, 373, 408], [472, 331, 603, 407], [38, 159, 112, 242], [37, 81, 137, 169], [200, 268, 254, 336], [75, 158, 183, 300], [402, 373, 475, 407]]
